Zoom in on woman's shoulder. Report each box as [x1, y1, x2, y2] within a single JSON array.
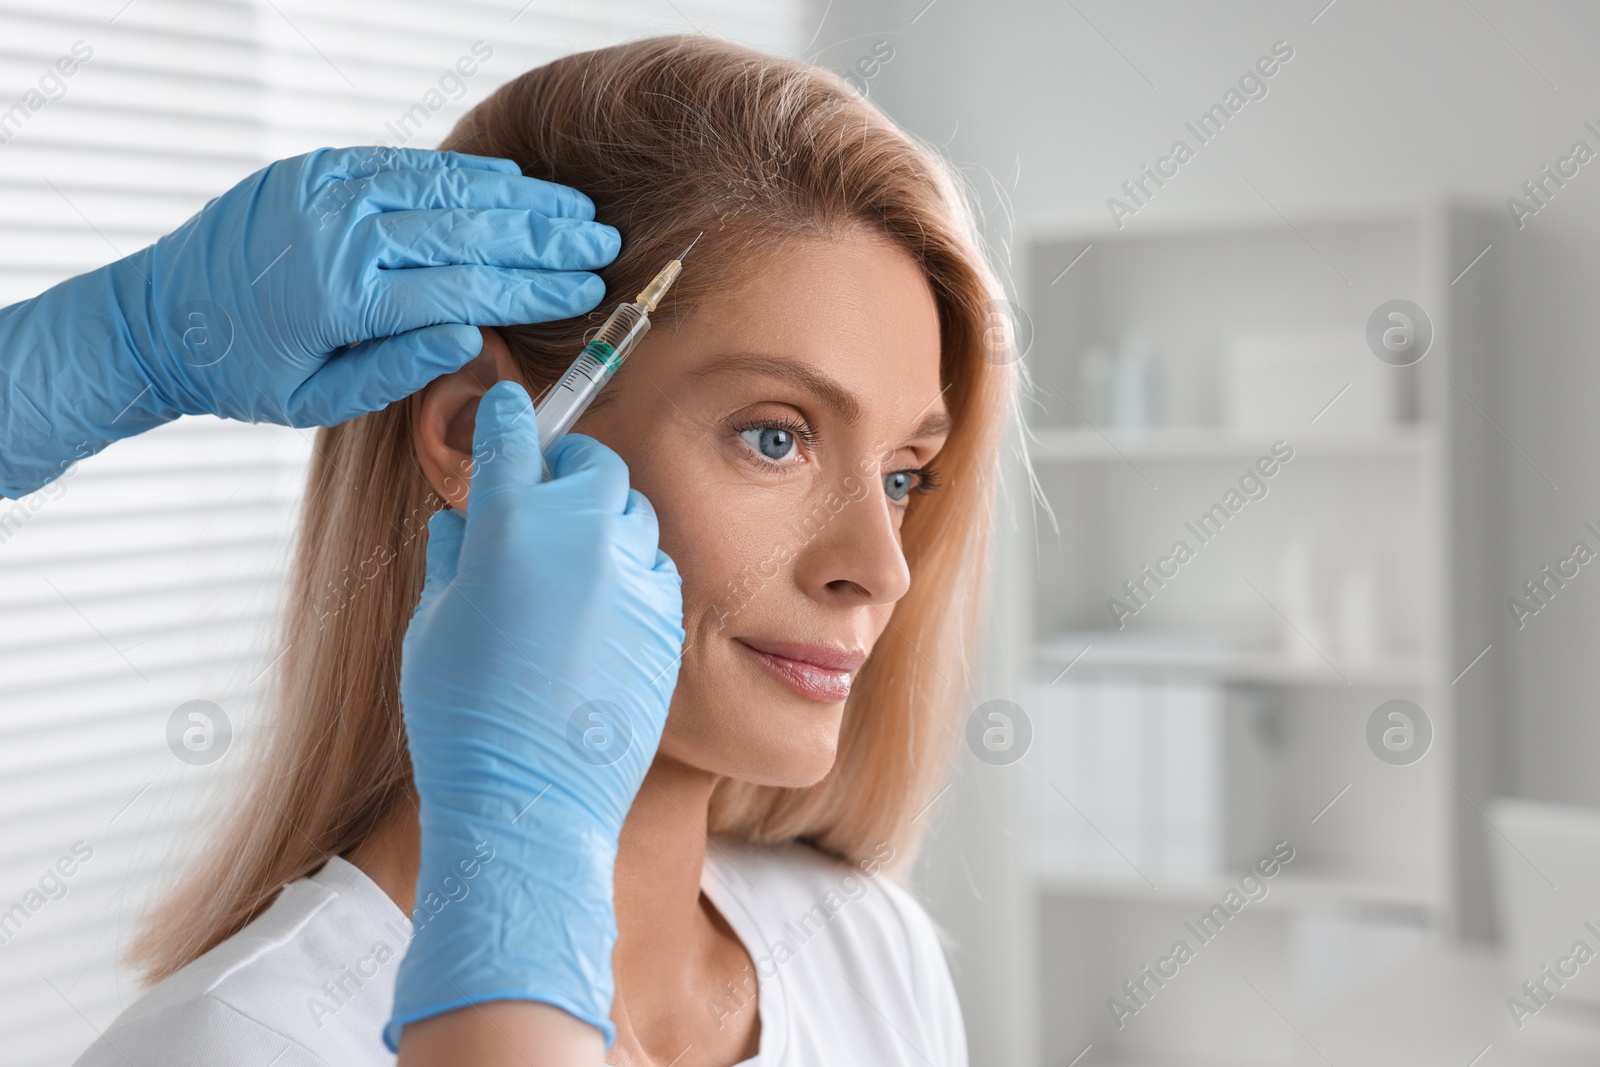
[[703, 835, 968, 1064], [73, 857, 406, 1067], [703, 835, 938, 955]]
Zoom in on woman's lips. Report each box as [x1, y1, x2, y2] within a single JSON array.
[[736, 639, 865, 704]]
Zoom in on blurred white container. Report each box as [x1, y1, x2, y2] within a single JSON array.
[[1278, 532, 1333, 663], [1221, 333, 1395, 429], [1027, 677, 1223, 882], [1336, 553, 1385, 663], [1110, 330, 1163, 433], [1075, 344, 1114, 425]]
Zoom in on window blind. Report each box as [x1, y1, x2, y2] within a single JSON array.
[[0, 2, 802, 1062]]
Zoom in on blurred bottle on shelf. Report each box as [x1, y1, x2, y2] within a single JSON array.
[[1336, 552, 1384, 663], [1074, 329, 1164, 433], [1076, 343, 1113, 426], [1111, 329, 1163, 433], [1278, 531, 1334, 663]]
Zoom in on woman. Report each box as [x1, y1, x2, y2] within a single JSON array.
[[78, 34, 1016, 1065]]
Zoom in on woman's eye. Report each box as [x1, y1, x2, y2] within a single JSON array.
[[739, 425, 800, 463], [884, 470, 916, 501]]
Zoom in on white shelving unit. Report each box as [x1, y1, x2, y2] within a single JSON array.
[[1001, 203, 1508, 1066]]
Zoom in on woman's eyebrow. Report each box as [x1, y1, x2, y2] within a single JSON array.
[[688, 353, 862, 424], [912, 407, 953, 440], [686, 353, 952, 440]]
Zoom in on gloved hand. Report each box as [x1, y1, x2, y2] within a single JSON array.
[[0, 146, 619, 498], [388, 380, 685, 1051]]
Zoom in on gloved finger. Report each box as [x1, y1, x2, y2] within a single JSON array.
[[365, 210, 620, 271], [543, 433, 633, 515], [415, 507, 466, 614], [310, 145, 524, 184], [285, 323, 483, 426], [617, 487, 665, 569], [346, 164, 597, 220], [461, 379, 543, 523], [370, 266, 604, 336]]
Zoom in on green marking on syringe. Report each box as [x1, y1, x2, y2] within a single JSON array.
[[583, 339, 621, 373]]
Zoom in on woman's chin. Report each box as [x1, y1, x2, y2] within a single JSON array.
[[712, 736, 841, 788], [661, 703, 843, 788], [744, 741, 840, 788]]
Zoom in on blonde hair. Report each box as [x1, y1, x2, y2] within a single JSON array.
[[132, 34, 1018, 982]]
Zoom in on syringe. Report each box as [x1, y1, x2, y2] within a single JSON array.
[[532, 232, 701, 464]]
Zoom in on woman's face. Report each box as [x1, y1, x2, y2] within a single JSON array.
[[571, 229, 949, 787]]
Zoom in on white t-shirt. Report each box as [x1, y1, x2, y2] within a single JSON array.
[[74, 836, 968, 1066]]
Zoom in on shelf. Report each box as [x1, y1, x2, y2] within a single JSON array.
[[1034, 869, 1440, 917], [1004, 204, 1504, 1067], [1037, 632, 1429, 689], [1028, 424, 1435, 462]]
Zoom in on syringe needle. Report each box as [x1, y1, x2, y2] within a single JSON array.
[[677, 231, 704, 261]]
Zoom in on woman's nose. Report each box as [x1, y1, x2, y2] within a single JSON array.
[[791, 475, 912, 608]]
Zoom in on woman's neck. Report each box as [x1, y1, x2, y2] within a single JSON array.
[[613, 754, 722, 985]]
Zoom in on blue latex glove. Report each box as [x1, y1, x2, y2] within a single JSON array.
[[389, 380, 685, 1050], [0, 145, 619, 498]]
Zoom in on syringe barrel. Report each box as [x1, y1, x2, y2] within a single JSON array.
[[533, 301, 652, 453]]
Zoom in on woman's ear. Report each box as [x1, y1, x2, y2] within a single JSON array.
[[411, 327, 527, 513]]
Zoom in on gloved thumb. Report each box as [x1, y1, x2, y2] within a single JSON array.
[[414, 508, 465, 615], [463, 379, 543, 517]]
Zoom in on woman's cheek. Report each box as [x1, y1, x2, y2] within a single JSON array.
[[654, 475, 766, 614]]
